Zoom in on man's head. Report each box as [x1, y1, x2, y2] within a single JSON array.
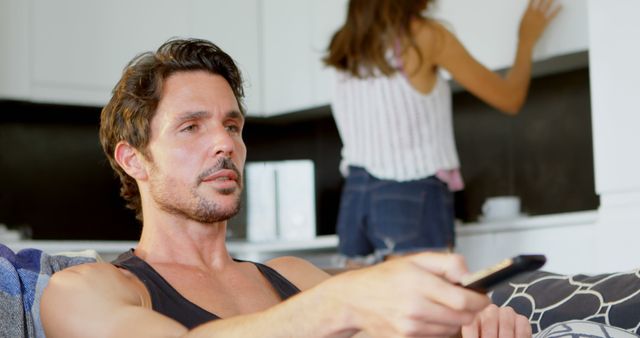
[[100, 38, 246, 222]]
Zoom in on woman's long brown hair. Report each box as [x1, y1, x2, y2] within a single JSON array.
[[324, 0, 434, 78]]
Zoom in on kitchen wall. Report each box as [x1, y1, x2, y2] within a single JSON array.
[[587, 0, 640, 273], [454, 67, 598, 220], [0, 101, 140, 240], [0, 66, 597, 240]]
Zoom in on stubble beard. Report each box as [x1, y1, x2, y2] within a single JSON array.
[[149, 160, 243, 224], [152, 181, 242, 223]]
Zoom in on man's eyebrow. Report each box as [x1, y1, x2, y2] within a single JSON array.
[[175, 111, 211, 124], [174, 110, 244, 125], [226, 110, 244, 122]]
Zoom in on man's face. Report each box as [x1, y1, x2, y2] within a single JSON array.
[[143, 70, 246, 223]]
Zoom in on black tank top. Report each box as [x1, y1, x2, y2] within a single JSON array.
[[112, 250, 301, 329]]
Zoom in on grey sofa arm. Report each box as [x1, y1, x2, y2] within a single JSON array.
[[490, 269, 640, 335]]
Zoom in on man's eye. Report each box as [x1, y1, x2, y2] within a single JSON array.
[[181, 124, 198, 132], [226, 125, 240, 133]]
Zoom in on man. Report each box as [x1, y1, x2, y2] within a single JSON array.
[[41, 38, 530, 337]]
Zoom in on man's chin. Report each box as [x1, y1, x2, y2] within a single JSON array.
[[190, 203, 240, 224], [200, 196, 242, 223], [216, 187, 238, 195]]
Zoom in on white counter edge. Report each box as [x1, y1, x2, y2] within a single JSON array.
[[2, 210, 598, 255], [2, 235, 340, 256], [456, 210, 598, 236]]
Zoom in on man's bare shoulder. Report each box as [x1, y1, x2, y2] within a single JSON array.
[[54, 261, 125, 278], [41, 262, 169, 338], [265, 256, 331, 291], [44, 262, 144, 307]]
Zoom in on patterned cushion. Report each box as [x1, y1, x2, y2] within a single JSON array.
[[536, 320, 640, 338], [0, 245, 98, 338], [490, 269, 640, 335]]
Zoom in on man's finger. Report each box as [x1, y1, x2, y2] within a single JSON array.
[[498, 306, 517, 338], [515, 314, 533, 338], [407, 252, 469, 283]]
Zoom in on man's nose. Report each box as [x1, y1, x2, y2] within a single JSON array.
[[211, 126, 234, 157]]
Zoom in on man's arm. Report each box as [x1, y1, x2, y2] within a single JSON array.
[[40, 263, 189, 338], [41, 253, 510, 338], [266, 255, 333, 290]]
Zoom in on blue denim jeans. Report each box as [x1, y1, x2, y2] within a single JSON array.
[[336, 166, 455, 262]]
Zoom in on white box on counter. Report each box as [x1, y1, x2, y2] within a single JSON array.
[[245, 160, 316, 242]]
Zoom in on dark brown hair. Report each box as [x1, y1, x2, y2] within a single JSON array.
[[324, 0, 434, 78], [99, 38, 245, 220]]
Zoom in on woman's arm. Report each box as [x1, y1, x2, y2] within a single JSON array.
[[431, 0, 561, 114]]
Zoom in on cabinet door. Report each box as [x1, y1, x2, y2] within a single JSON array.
[[31, 0, 191, 106], [261, 0, 348, 116], [431, 0, 588, 71], [0, 0, 30, 101], [261, 0, 315, 116], [456, 233, 498, 272], [589, 0, 640, 194], [189, 0, 262, 116], [309, 0, 348, 108]]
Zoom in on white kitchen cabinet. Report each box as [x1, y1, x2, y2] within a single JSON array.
[[0, 0, 30, 101], [309, 0, 349, 109], [261, 0, 315, 116], [31, 0, 191, 106], [587, 0, 640, 274], [260, 0, 347, 116], [265, 0, 588, 116], [28, 0, 263, 113], [188, 0, 261, 116], [194, 0, 346, 116], [589, 0, 640, 195], [430, 0, 588, 71], [3, 0, 341, 116], [456, 211, 598, 274], [1, 0, 587, 116]]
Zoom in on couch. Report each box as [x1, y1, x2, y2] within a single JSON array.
[[491, 269, 640, 336]]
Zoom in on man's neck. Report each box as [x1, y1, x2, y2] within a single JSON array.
[[135, 211, 233, 270]]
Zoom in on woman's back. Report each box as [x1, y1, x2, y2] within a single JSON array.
[[331, 61, 457, 181], [329, 13, 466, 180], [399, 18, 442, 95]]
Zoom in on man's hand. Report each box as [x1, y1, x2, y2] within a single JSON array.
[[461, 304, 532, 338], [323, 252, 492, 338]]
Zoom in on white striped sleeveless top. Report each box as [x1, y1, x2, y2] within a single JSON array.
[[330, 68, 460, 181]]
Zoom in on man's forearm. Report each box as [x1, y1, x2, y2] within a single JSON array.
[[185, 280, 357, 338]]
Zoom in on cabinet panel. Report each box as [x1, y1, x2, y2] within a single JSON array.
[[261, 0, 315, 115], [589, 0, 640, 194], [492, 227, 596, 274], [261, 0, 348, 116], [456, 233, 497, 272], [309, 0, 348, 108], [31, 0, 191, 106], [533, 0, 588, 60], [458, 226, 597, 275], [431, 0, 588, 71], [189, 0, 262, 116], [0, 0, 30, 101], [4, 0, 589, 114]]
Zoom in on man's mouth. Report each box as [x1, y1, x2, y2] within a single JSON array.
[[198, 158, 243, 191], [202, 169, 239, 183]]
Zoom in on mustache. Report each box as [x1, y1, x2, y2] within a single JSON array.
[[197, 158, 242, 185]]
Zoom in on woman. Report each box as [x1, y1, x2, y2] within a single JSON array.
[[325, 0, 560, 265]]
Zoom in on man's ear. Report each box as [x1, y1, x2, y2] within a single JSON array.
[[114, 141, 149, 181]]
